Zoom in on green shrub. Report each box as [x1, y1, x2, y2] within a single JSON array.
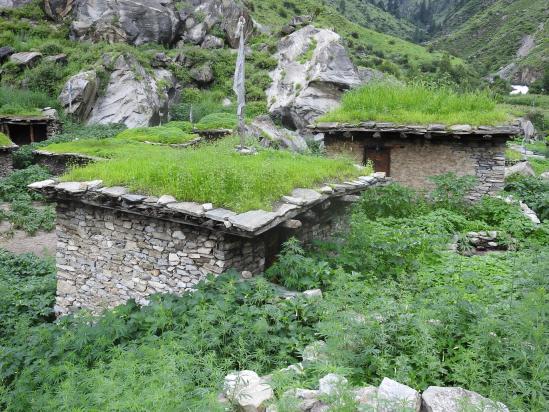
[[0, 200, 55, 235], [0, 87, 56, 115], [0, 132, 13, 147], [355, 183, 427, 220], [428, 172, 477, 210], [0, 165, 51, 202], [163, 121, 194, 133]]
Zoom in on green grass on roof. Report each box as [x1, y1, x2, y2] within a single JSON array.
[[195, 113, 238, 131], [58, 136, 363, 212], [319, 83, 512, 126], [42, 138, 142, 158], [163, 121, 194, 133], [0, 132, 13, 147], [116, 126, 199, 145]]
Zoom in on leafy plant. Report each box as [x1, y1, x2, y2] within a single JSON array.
[[428, 172, 477, 210]]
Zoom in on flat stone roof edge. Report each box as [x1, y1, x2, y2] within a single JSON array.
[[28, 174, 389, 237]]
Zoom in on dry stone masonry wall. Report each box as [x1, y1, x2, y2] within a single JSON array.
[[0, 147, 14, 178], [30, 173, 388, 315]]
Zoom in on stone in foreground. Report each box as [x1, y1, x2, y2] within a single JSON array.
[[422, 386, 509, 412], [224, 370, 273, 412], [377, 377, 421, 412]]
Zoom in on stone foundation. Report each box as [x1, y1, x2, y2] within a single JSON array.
[[0, 147, 14, 178]]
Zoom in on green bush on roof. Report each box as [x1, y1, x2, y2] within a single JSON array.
[[116, 126, 198, 145]]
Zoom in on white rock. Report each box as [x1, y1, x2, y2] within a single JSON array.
[[303, 289, 323, 299], [157, 195, 177, 205], [422, 386, 509, 412], [28, 179, 56, 189], [56, 181, 88, 194], [377, 377, 421, 412], [229, 210, 278, 232], [505, 161, 535, 178], [318, 373, 348, 396], [167, 202, 205, 217], [224, 370, 274, 412]]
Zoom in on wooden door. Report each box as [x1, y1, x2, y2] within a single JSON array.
[[364, 146, 391, 176]]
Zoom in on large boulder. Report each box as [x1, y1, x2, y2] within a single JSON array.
[[422, 386, 509, 412], [377, 377, 421, 412], [266, 25, 362, 130], [180, 0, 254, 48], [87, 55, 177, 128], [9, 51, 42, 67], [43, 0, 75, 20], [223, 370, 273, 412], [505, 161, 536, 178], [0, 0, 33, 7], [58, 70, 99, 121], [70, 0, 180, 46], [246, 115, 308, 152]]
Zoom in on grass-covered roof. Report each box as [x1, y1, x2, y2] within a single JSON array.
[[44, 136, 363, 212], [319, 83, 512, 126]]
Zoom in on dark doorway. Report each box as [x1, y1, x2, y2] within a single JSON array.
[[365, 145, 391, 176], [6, 123, 48, 146]]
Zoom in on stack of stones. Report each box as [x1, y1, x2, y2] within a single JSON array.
[[0, 145, 16, 178], [464, 231, 504, 253]]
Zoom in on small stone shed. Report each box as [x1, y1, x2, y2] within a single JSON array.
[[311, 122, 520, 200], [0, 113, 61, 146], [30, 173, 387, 315]]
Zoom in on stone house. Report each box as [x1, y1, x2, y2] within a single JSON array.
[[0, 112, 61, 146], [310, 122, 520, 200], [30, 173, 388, 315]]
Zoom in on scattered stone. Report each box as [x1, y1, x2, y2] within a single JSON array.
[[223, 370, 273, 412], [319, 373, 348, 396], [190, 63, 214, 85], [505, 161, 535, 178], [519, 201, 540, 224], [422, 386, 509, 412], [241, 270, 253, 279], [10, 51, 42, 67], [377, 377, 421, 412], [302, 289, 322, 299], [44, 53, 67, 64]]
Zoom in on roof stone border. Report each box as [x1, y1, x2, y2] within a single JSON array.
[[29, 173, 389, 238]]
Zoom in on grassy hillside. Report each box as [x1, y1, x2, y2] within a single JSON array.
[[431, 0, 548, 78], [322, 0, 419, 41]]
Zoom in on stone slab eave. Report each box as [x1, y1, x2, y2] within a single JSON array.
[[29, 173, 389, 238]]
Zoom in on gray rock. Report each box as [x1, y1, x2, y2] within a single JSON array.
[[0, 46, 14, 64], [100, 186, 128, 197], [229, 210, 278, 232], [70, 0, 181, 46], [87, 55, 177, 127], [157, 195, 177, 205], [201, 34, 225, 49], [167, 202, 205, 217], [421, 386, 509, 412], [318, 373, 347, 396], [377, 377, 421, 412], [520, 119, 536, 140], [205, 208, 237, 222], [282, 388, 321, 411], [354, 386, 378, 410], [190, 63, 214, 85], [56, 182, 88, 194], [302, 289, 322, 299], [9, 51, 42, 67], [224, 370, 273, 412], [43, 0, 74, 20], [59, 70, 99, 121], [28, 179, 56, 189], [282, 188, 322, 206], [449, 125, 473, 133], [540, 171, 549, 181], [0, 0, 32, 7], [185, 22, 207, 44], [246, 115, 308, 152], [44, 54, 68, 64], [151, 52, 171, 68], [505, 161, 535, 178], [267, 26, 362, 130]]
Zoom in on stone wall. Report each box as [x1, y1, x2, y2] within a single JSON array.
[[53, 193, 371, 315], [326, 135, 506, 200], [55, 200, 266, 315], [0, 148, 14, 178]]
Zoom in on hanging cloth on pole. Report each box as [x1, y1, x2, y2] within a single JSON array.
[[233, 16, 246, 147]]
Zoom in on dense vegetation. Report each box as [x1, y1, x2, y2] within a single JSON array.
[[1, 175, 548, 411], [116, 126, 198, 145], [48, 136, 363, 211], [319, 83, 510, 125]]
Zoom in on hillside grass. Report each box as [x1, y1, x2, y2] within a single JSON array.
[[116, 127, 199, 145], [319, 83, 511, 126], [0, 87, 55, 116], [52, 137, 362, 211]]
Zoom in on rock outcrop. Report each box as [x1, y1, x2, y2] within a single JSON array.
[[180, 0, 253, 48], [43, 0, 75, 20], [9, 52, 42, 67], [246, 115, 308, 152], [58, 70, 99, 121], [267, 26, 362, 130], [70, 0, 180, 46], [87, 55, 177, 128], [0, 0, 33, 8]]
